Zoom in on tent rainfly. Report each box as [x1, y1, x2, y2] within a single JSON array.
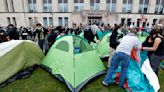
[[0, 40, 44, 85]]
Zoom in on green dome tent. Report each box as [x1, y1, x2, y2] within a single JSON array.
[[42, 35, 105, 92], [95, 32, 112, 57], [79, 32, 112, 57], [0, 40, 44, 85], [138, 32, 149, 42]]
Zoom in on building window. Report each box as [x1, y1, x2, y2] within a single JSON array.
[[74, 0, 84, 12], [13, 17, 17, 26], [122, 0, 132, 13], [58, 17, 62, 26], [90, 0, 100, 10], [28, 0, 37, 12], [58, 0, 68, 12], [43, 17, 48, 27], [106, 0, 116, 12], [7, 17, 11, 25], [138, 0, 149, 13], [127, 18, 132, 26], [58, 17, 68, 26], [43, 0, 52, 12], [64, 17, 68, 26], [155, 0, 164, 14], [121, 18, 126, 25], [49, 17, 53, 26]]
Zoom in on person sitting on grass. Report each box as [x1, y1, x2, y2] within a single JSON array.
[[103, 28, 141, 88]]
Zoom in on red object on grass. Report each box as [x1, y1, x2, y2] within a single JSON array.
[[130, 48, 140, 63]]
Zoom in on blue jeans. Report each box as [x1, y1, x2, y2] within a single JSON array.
[[103, 52, 130, 87]]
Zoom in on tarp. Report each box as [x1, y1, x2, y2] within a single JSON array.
[[141, 59, 160, 92], [42, 35, 105, 92], [0, 40, 44, 84], [160, 61, 164, 69], [111, 50, 160, 92]]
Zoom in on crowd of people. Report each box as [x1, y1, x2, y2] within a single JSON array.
[[0, 23, 112, 53], [0, 22, 164, 89]]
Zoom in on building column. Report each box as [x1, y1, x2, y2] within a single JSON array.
[[37, 15, 43, 25], [0, 15, 8, 26], [148, 0, 156, 13], [132, 0, 140, 13], [36, 0, 43, 12], [84, 0, 90, 10], [7, 0, 13, 12], [116, 0, 123, 13], [52, 0, 58, 12], [0, 0, 6, 12], [54, 15, 58, 27], [16, 14, 26, 27], [13, 0, 23, 12], [23, 0, 29, 12], [100, 0, 106, 10], [68, 0, 74, 12]]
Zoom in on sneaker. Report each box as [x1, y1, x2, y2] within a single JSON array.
[[102, 81, 108, 86]]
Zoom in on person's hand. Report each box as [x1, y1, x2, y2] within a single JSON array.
[[142, 47, 148, 51], [96, 40, 100, 44], [140, 47, 144, 51]]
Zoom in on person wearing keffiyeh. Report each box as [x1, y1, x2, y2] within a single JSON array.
[[34, 23, 48, 52]]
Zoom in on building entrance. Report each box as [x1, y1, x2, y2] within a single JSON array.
[[88, 16, 102, 25]]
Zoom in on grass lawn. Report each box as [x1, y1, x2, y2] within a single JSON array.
[[0, 66, 163, 92]]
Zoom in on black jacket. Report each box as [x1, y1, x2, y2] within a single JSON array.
[[7, 28, 19, 40], [142, 36, 154, 58], [35, 27, 48, 40], [84, 28, 99, 44], [110, 31, 119, 49]]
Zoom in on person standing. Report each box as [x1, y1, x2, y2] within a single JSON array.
[[21, 27, 28, 40], [34, 23, 48, 52], [0, 26, 7, 43], [47, 27, 58, 48], [103, 28, 141, 88], [108, 25, 121, 67], [142, 30, 155, 59], [143, 29, 164, 75], [6, 24, 19, 40]]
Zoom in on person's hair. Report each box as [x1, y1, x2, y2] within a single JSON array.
[[113, 25, 120, 32], [36, 23, 41, 27], [150, 29, 162, 36], [130, 28, 138, 34], [8, 24, 14, 27]]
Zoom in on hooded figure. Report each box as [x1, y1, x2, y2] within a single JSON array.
[[7, 24, 19, 40]]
